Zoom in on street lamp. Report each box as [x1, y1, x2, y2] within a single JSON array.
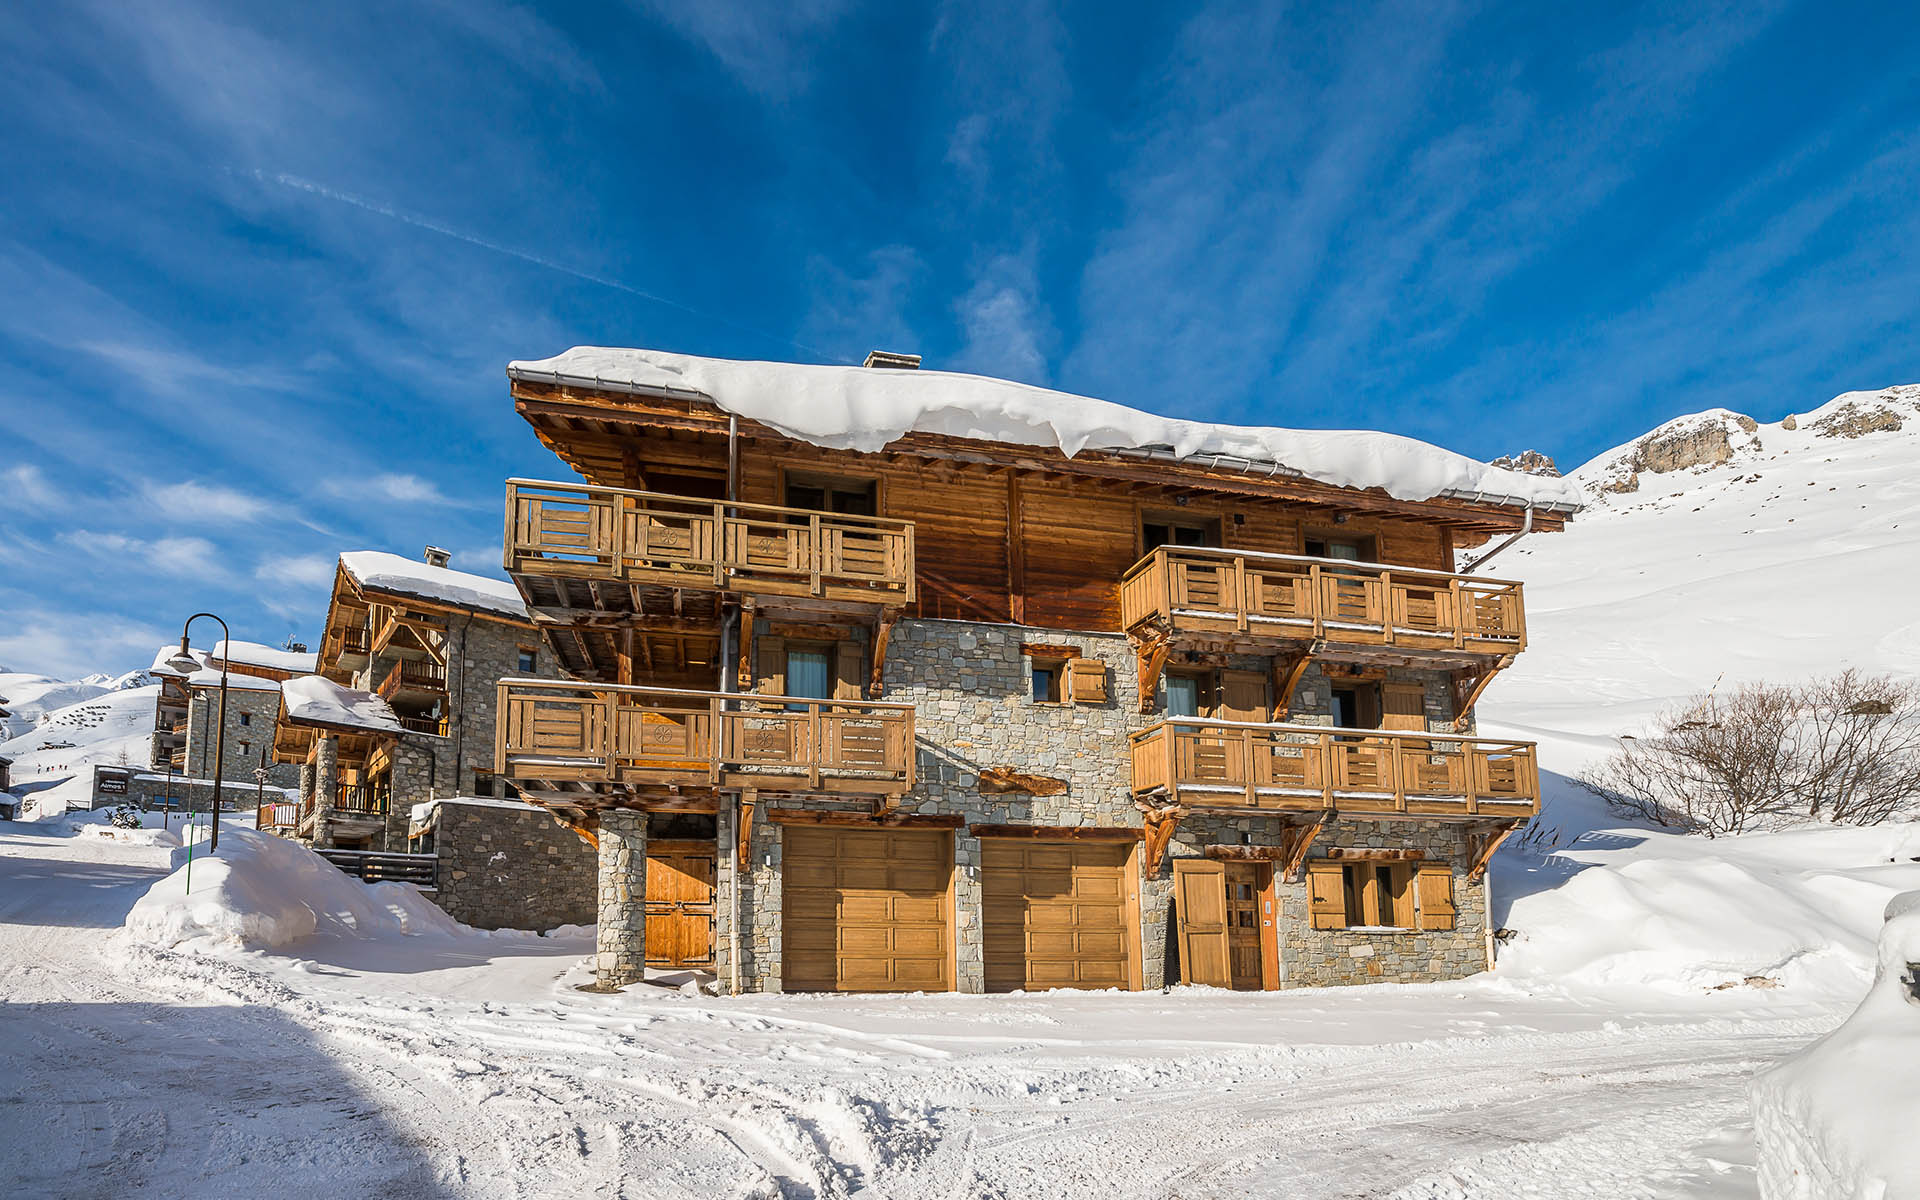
[[168, 613, 230, 853]]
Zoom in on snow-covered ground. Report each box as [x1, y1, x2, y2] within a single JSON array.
[[4, 385, 1918, 1195]]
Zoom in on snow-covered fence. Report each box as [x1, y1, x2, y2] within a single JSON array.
[[315, 849, 438, 889]]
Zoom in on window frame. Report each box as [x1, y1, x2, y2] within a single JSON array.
[[780, 467, 881, 518], [516, 645, 539, 675], [1140, 509, 1221, 555]]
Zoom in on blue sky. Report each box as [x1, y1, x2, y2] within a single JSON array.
[[2, 0, 1916, 678]]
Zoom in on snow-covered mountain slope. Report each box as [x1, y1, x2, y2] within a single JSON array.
[[0, 670, 145, 741], [1483, 383, 1920, 996], [0, 681, 161, 808]]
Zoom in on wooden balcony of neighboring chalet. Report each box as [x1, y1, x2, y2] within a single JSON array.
[[495, 680, 915, 805], [375, 658, 447, 705], [1130, 719, 1540, 821], [332, 621, 371, 668], [504, 480, 916, 621], [1121, 546, 1526, 660], [370, 606, 444, 662], [296, 783, 389, 836], [256, 802, 298, 832]]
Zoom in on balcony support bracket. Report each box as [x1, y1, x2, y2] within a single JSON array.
[[1270, 641, 1324, 720], [1130, 625, 1173, 714], [1143, 807, 1184, 875], [1278, 813, 1328, 882], [1466, 820, 1522, 882], [869, 611, 897, 699], [1451, 655, 1516, 732], [737, 789, 756, 868]]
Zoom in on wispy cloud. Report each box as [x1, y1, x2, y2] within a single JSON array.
[[0, 609, 169, 680], [254, 553, 337, 588], [629, 0, 854, 98], [144, 481, 272, 524], [60, 530, 223, 578], [324, 473, 456, 506], [3, 466, 59, 509]]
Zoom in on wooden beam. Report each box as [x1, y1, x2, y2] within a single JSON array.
[[736, 789, 756, 869], [1278, 815, 1326, 880], [869, 611, 896, 699], [1466, 821, 1521, 882], [976, 766, 1070, 796], [766, 808, 965, 830], [1133, 628, 1172, 714], [1018, 642, 1083, 660], [972, 824, 1145, 841], [737, 601, 755, 691], [1006, 472, 1027, 625], [1321, 847, 1425, 863], [1451, 654, 1516, 731], [616, 625, 634, 686], [1270, 641, 1321, 720]]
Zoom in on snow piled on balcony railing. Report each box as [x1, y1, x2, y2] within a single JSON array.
[[507, 347, 1584, 509], [282, 675, 405, 734], [339, 550, 526, 620]]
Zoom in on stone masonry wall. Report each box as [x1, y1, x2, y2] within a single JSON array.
[[424, 799, 597, 932], [185, 687, 300, 789]]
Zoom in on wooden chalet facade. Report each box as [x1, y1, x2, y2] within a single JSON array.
[[495, 347, 1575, 993]]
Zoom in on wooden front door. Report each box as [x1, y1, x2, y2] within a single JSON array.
[[980, 839, 1138, 993], [1172, 858, 1230, 986], [645, 840, 715, 969], [781, 827, 954, 992], [1224, 861, 1269, 990]]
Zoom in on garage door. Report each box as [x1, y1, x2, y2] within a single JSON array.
[[782, 827, 953, 992], [981, 839, 1137, 993]]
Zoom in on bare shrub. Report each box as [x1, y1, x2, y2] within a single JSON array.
[[1578, 673, 1920, 835]]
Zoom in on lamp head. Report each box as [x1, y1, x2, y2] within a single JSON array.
[[165, 635, 199, 675]]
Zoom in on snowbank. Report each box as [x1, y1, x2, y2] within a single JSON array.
[[125, 823, 462, 949], [1752, 891, 1920, 1198], [1498, 819, 1920, 995], [281, 675, 404, 734], [340, 550, 525, 619], [508, 347, 1584, 508]]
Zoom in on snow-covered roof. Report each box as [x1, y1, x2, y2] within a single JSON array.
[[339, 551, 526, 620], [211, 639, 317, 674], [509, 347, 1585, 511], [185, 670, 281, 693], [281, 675, 405, 735]]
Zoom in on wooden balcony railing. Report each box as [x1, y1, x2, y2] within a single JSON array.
[[332, 783, 389, 815], [339, 624, 371, 657], [1119, 546, 1525, 655], [257, 802, 298, 831], [376, 658, 448, 701], [1130, 720, 1539, 819], [505, 480, 916, 606], [396, 713, 449, 736], [497, 680, 916, 794]]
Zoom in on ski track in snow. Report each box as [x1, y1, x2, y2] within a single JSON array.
[[1, 825, 1828, 1198]]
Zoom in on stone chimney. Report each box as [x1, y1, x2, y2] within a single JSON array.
[[423, 546, 451, 569], [862, 350, 921, 370]]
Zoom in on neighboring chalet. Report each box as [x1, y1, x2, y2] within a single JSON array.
[[268, 548, 591, 929], [495, 347, 1580, 994], [147, 638, 312, 787]]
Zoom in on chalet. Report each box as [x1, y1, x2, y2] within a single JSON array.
[[496, 346, 1579, 993], [269, 548, 591, 930], [147, 638, 311, 787]]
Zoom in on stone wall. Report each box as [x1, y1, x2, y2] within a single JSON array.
[[727, 616, 1479, 994], [421, 798, 597, 932], [184, 686, 300, 789]]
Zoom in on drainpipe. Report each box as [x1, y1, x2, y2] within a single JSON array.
[[1460, 503, 1534, 574], [723, 413, 744, 994]]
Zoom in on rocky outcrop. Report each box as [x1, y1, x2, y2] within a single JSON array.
[[1811, 401, 1904, 440], [1591, 410, 1761, 495], [1489, 450, 1561, 477]]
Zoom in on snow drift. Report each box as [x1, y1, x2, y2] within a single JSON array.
[[125, 823, 461, 950], [508, 346, 1584, 508], [1752, 890, 1920, 1198]]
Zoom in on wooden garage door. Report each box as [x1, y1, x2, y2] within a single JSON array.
[[782, 827, 953, 993], [981, 840, 1137, 992]]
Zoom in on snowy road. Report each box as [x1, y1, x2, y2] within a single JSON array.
[[0, 824, 1831, 1198]]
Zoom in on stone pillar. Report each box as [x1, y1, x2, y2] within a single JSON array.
[[595, 808, 647, 989], [313, 733, 338, 850]]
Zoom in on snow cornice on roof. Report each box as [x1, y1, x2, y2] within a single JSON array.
[[507, 348, 1583, 517]]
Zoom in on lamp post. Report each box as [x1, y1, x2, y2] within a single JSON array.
[[166, 614, 230, 853]]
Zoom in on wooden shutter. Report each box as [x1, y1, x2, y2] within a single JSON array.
[[754, 634, 786, 696], [1066, 657, 1107, 704], [1381, 683, 1427, 732], [1306, 862, 1348, 930], [1387, 865, 1417, 927], [1172, 859, 1230, 987], [833, 640, 867, 700], [1415, 864, 1455, 930], [1218, 669, 1270, 723]]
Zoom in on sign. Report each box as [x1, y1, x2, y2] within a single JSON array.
[[97, 775, 129, 795]]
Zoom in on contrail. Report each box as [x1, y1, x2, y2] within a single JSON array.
[[252, 170, 847, 362]]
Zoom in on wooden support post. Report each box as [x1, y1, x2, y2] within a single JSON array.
[[616, 625, 634, 686], [1269, 640, 1321, 720], [736, 789, 756, 870], [1006, 473, 1027, 626], [1278, 814, 1326, 881], [736, 601, 755, 691]]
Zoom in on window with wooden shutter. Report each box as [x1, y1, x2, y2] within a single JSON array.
[[754, 634, 787, 697], [1306, 862, 1347, 930], [1415, 864, 1456, 930], [833, 641, 867, 700], [1381, 683, 1427, 733], [1066, 657, 1107, 704], [1217, 669, 1269, 723]]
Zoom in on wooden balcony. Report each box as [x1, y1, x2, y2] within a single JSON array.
[[505, 480, 916, 617], [376, 658, 447, 704], [257, 802, 298, 832], [396, 713, 448, 736], [370, 605, 444, 663], [1120, 547, 1526, 660], [496, 680, 915, 798], [1130, 720, 1539, 820]]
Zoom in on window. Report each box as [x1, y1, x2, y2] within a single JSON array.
[[785, 647, 832, 701], [239, 712, 252, 727], [1031, 662, 1060, 703], [473, 772, 492, 797], [1331, 684, 1382, 730], [1165, 673, 1204, 717], [1141, 513, 1219, 552], [1304, 532, 1377, 562], [517, 648, 538, 674], [238, 741, 250, 756], [1307, 860, 1454, 931], [785, 473, 877, 516]]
